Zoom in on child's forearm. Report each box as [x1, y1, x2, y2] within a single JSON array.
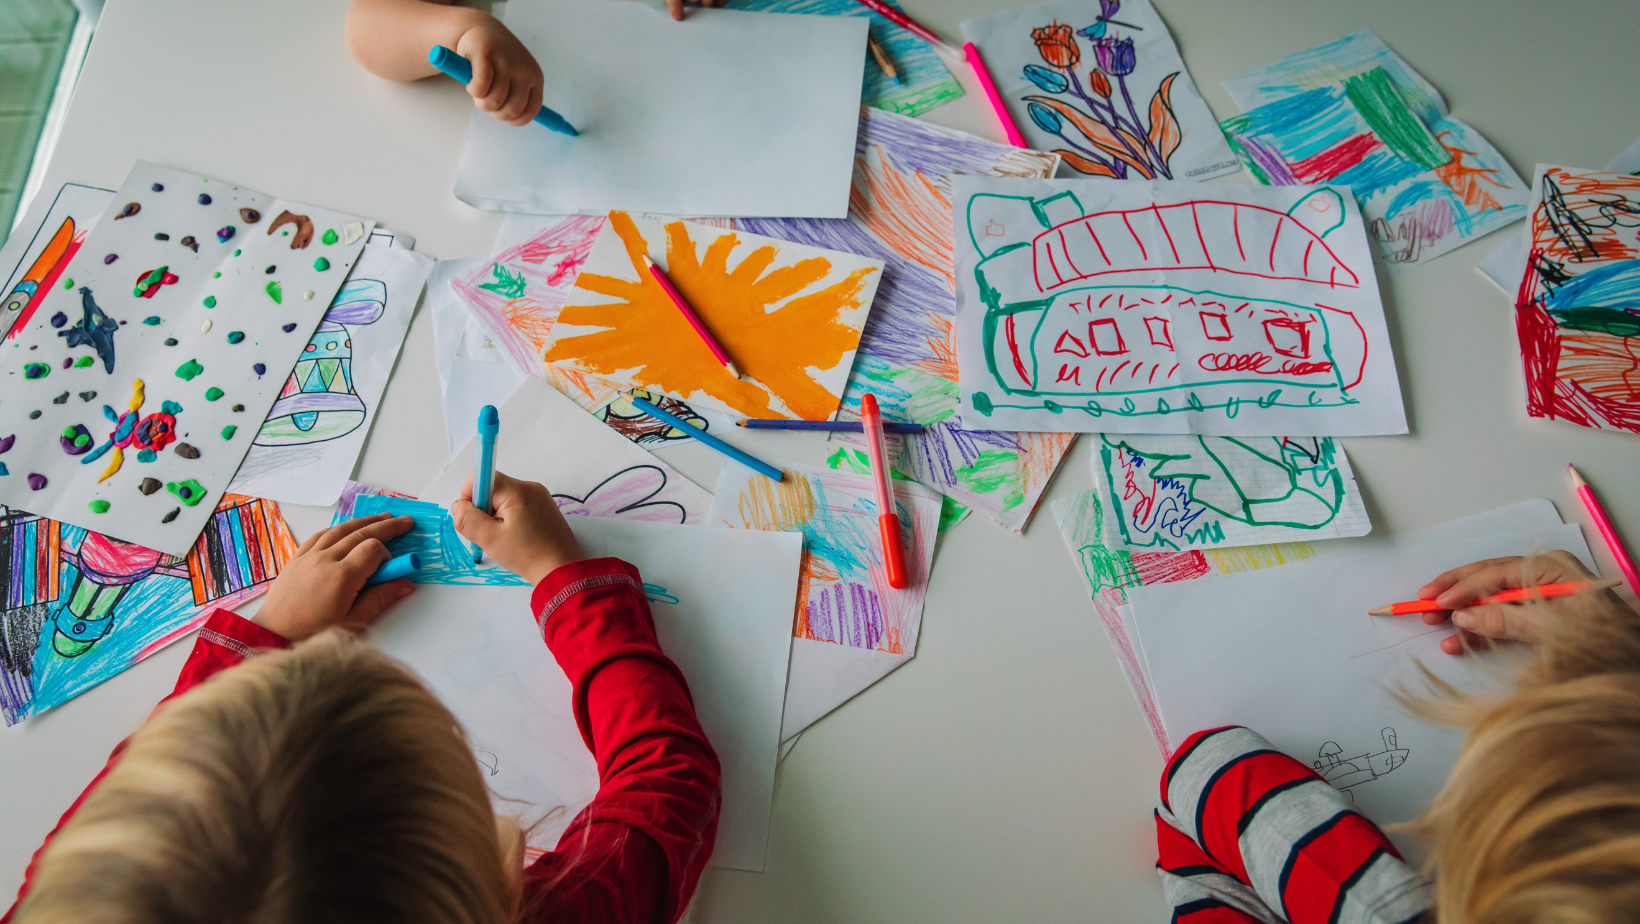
[[346, 0, 489, 81]]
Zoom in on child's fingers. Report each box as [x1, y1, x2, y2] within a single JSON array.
[[340, 535, 394, 580], [481, 75, 513, 113], [312, 512, 395, 551], [1439, 630, 1489, 656], [1418, 557, 1515, 600], [514, 83, 543, 126], [451, 497, 502, 546], [497, 81, 533, 125], [344, 579, 415, 630], [1433, 559, 1530, 609], [468, 51, 494, 100], [324, 515, 413, 561], [667, 0, 686, 20], [457, 472, 475, 504], [1451, 603, 1524, 641]]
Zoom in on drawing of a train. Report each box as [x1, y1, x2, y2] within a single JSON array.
[[965, 187, 1372, 423]]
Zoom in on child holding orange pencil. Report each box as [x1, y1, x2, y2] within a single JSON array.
[[1157, 553, 1640, 924]]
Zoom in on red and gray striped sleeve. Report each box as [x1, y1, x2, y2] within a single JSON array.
[[1156, 726, 1430, 924]]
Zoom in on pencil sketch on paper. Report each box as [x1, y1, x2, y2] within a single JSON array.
[[736, 108, 1072, 532], [1, 493, 298, 725], [1096, 434, 1370, 551], [1051, 487, 1314, 752], [959, 179, 1404, 434], [1313, 728, 1409, 802], [1514, 167, 1640, 435]]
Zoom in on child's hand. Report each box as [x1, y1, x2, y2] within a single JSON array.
[[667, 0, 725, 21], [253, 514, 417, 642], [1417, 551, 1603, 655], [451, 471, 585, 585], [455, 18, 543, 126]]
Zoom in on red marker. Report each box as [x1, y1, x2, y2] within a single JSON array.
[[643, 254, 741, 379], [859, 392, 909, 589]]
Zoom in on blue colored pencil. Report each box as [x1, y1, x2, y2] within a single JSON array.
[[736, 418, 924, 434], [428, 45, 579, 136], [629, 395, 784, 482]]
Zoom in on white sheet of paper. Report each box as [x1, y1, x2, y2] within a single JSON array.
[[1128, 520, 1595, 828], [453, 1, 866, 218], [226, 245, 428, 505], [369, 516, 802, 871], [1, 182, 114, 341], [0, 162, 371, 554], [1092, 434, 1370, 551], [421, 375, 714, 525], [959, 0, 1239, 182], [429, 257, 527, 459], [953, 176, 1406, 435], [707, 460, 942, 740], [1476, 137, 1640, 293]]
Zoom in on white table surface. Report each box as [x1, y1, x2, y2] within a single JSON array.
[[3, 1, 1638, 920]]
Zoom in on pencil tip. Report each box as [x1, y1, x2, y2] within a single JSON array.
[[734, 419, 748, 427], [1366, 606, 1391, 617], [641, 254, 655, 267]]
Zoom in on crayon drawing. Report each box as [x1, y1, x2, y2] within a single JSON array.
[[737, 108, 1072, 532], [1220, 31, 1528, 270], [1514, 167, 1640, 435], [1051, 487, 1313, 752], [726, 0, 963, 117], [954, 176, 1407, 436], [1, 493, 298, 724], [709, 462, 941, 656], [1, 184, 110, 342], [1095, 434, 1370, 552], [546, 211, 885, 420], [960, 0, 1240, 181], [824, 444, 971, 533]]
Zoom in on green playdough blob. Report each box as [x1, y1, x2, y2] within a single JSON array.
[[321, 228, 338, 245], [203, 295, 216, 308], [136, 449, 157, 462], [205, 387, 224, 401], [23, 363, 48, 379], [265, 281, 282, 304], [73, 356, 94, 368], [176, 358, 204, 381], [313, 257, 330, 271], [63, 278, 74, 290], [88, 500, 110, 513], [221, 425, 237, 440], [166, 479, 208, 507], [142, 316, 161, 325], [226, 331, 244, 344]]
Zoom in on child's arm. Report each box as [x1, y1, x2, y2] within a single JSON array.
[[1416, 551, 1629, 656], [346, 0, 544, 126], [453, 475, 721, 923]]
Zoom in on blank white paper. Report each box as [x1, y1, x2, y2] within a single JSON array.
[[453, 1, 868, 218]]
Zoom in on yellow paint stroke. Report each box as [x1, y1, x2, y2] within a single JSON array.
[[97, 378, 146, 483], [851, 146, 955, 290], [546, 212, 878, 419], [1205, 541, 1315, 574]]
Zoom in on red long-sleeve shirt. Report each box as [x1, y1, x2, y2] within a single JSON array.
[[5, 557, 720, 924]]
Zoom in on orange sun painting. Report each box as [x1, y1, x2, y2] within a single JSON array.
[[543, 211, 885, 420]]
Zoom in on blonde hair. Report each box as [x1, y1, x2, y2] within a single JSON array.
[[13, 628, 520, 924], [1402, 569, 1640, 924]]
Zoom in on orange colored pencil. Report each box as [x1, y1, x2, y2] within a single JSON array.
[[1367, 579, 1621, 616]]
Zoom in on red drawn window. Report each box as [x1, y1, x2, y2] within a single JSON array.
[[1088, 318, 1128, 356], [1262, 318, 1312, 358], [1053, 330, 1090, 358], [1200, 311, 1233, 341], [1144, 316, 1172, 349]]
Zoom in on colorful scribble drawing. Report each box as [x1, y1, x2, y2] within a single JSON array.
[[1313, 728, 1408, 802], [712, 465, 939, 655], [1220, 31, 1528, 270], [256, 276, 383, 445], [824, 444, 971, 533], [965, 185, 1377, 425], [547, 211, 883, 421], [1051, 487, 1313, 753], [0, 185, 102, 341], [0, 493, 297, 724], [737, 108, 1070, 532], [1097, 434, 1369, 551], [1020, 8, 1183, 179], [1514, 167, 1640, 435]]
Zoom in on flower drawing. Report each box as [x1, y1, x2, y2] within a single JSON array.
[[1019, 3, 1181, 180]]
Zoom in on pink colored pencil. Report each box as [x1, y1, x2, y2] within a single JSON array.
[[1570, 464, 1640, 592], [850, 0, 962, 57], [964, 42, 1027, 148], [642, 254, 741, 379]]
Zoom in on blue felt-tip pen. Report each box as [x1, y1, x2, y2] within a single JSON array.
[[366, 552, 422, 586], [428, 45, 579, 136], [471, 404, 500, 563]]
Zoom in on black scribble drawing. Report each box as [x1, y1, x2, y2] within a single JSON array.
[[1313, 727, 1409, 801]]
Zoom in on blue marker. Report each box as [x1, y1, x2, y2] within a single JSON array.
[[428, 45, 579, 136], [366, 552, 422, 586], [627, 394, 785, 482], [471, 404, 500, 563]]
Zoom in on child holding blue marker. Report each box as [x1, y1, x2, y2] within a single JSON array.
[[346, 0, 725, 126]]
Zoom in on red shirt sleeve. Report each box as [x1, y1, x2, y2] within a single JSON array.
[[2, 610, 289, 922], [519, 558, 722, 924]]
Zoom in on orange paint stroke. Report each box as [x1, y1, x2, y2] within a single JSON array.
[[547, 212, 877, 420], [851, 146, 956, 290], [1433, 131, 1507, 214], [914, 313, 961, 382]]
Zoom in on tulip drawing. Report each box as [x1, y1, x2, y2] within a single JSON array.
[[1017, 4, 1181, 180]]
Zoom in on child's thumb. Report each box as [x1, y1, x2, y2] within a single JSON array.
[[452, 497, 502, 546], [346, 579, 414, 629]]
